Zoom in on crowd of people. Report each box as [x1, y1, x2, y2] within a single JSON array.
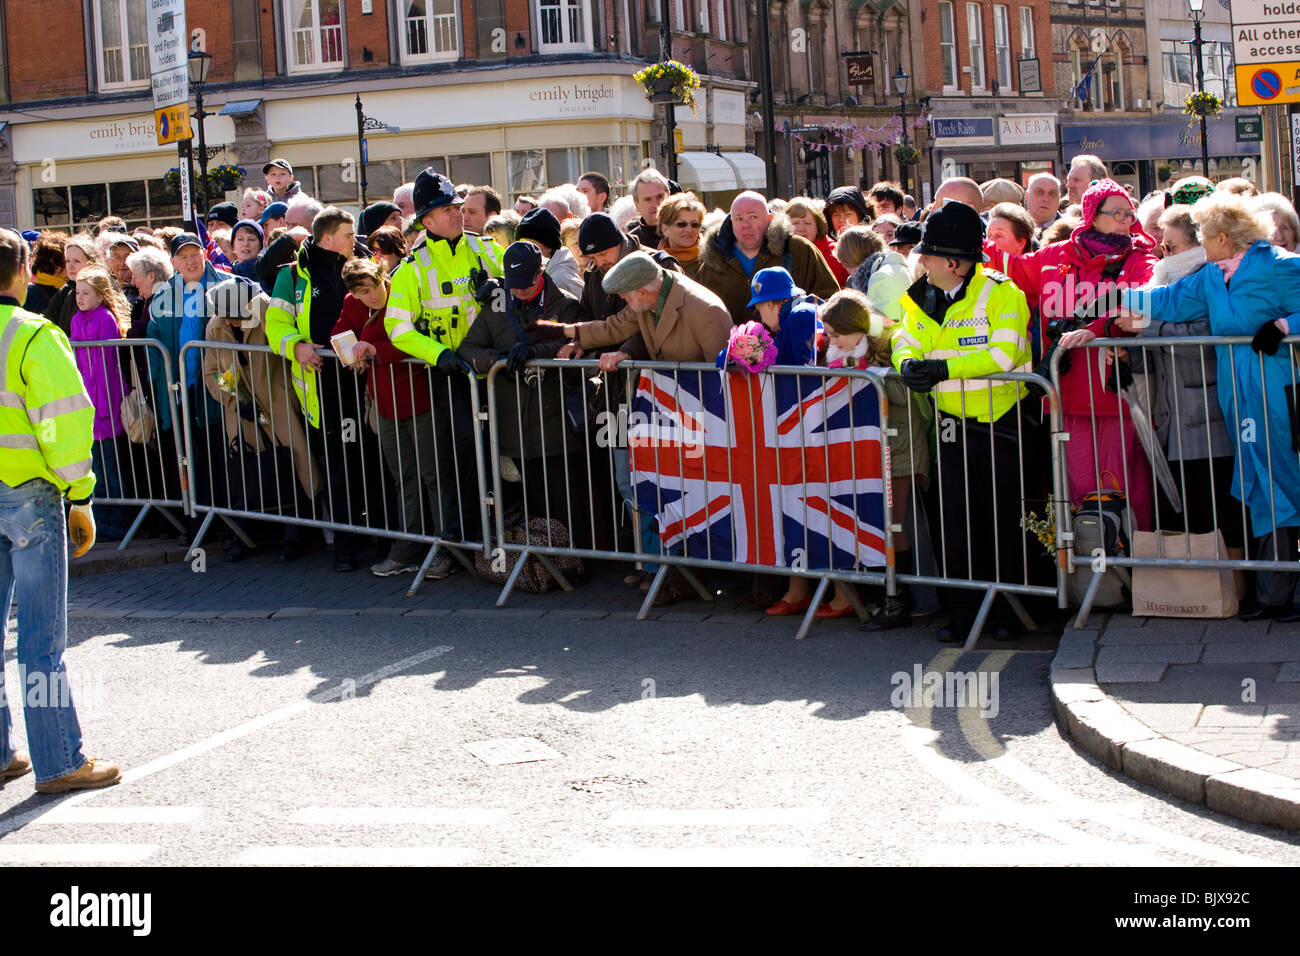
[[16, 151, 1300, 639]]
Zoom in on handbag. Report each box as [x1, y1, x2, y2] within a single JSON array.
[[1131, 530, 1238, 619], [119, 356, 156, 445], [475, 503, 584, 593]]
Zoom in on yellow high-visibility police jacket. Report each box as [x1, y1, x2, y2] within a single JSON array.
[[0, 301, 96, 499], [891, 264, 1031, 423], [384, 231, 502, 366]]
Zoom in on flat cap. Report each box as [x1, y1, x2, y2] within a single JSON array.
[[601, 251, 661, 296]]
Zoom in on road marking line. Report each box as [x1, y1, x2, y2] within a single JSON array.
[[0, 646, 454, 836], [920, 844, 1167, 866], [955, 651, 1278, 866], [0, 843, 158, 863], [606, 808, 828, 827], [937, 804, 1144, 825], [33, 806, 203, 825], [289, 808, 505, 826], [237, 846, 474, 866], [569, 846, 812, 866]]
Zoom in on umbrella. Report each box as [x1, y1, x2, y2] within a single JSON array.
[[1100, 348, 1183, 513]]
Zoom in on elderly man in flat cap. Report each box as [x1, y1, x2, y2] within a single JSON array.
[[559, 251, 732, 371]]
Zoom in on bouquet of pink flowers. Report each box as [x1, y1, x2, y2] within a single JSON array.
[[725, 320, 778, 374]]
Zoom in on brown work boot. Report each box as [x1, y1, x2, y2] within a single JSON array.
[[35, 758, 122, 794], [1, 752, 32, 784]]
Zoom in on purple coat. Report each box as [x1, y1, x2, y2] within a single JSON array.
[[71, 304, 128, 440]]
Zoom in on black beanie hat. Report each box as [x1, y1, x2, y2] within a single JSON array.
[[516, 207, 562, 253], [577, 212, 624, 255], [359, 201, 401, 238]]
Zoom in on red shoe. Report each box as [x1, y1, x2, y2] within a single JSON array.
[[814, 603, 855, 619], [766, 598, 812, 616]]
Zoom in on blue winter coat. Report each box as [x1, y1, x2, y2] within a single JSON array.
[[1122, 241, 1300, 532], [146, 262, 227, 431]]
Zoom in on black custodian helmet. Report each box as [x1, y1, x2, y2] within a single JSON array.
[[916, 200, 988, 262], [412, 168, 464, 221]]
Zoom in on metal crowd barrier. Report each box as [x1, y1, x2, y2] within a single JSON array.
[[1049, 334, 1300, 626], [70, 338, 188, 548], [485, 358, 1066, 646], [177, 340, 490, 594]]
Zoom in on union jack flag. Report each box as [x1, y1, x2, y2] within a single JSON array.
[[193, 214, 233, 273], [630, 369, 887, 571]]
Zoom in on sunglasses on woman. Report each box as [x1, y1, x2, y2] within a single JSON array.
[[672, 221, 702, 230]]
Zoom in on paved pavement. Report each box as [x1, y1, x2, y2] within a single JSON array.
[[1052, 613, 1300, 830]]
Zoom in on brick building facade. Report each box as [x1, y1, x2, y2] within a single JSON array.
[[0, 1, 759, 230]]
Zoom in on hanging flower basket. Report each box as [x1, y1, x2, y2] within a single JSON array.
[[162, 163, 245, 198], [893, 144, 921, 166], [1183, 91, 1223, 118], [634, 59, 701, 115]]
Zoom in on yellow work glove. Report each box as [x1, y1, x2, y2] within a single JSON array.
[[68, 502, 96, 558]]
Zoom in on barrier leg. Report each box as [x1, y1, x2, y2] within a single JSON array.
[[443, 542, 477, 575], [219, 514, 257, 548], [794, 576, 832, 641], [185, 512, 216, 562], [1004, 593, 1037, 633], [407, 544, 441, 598], [534, 554, 574, 593], [117, 504, 152, 551], [964, 587, 998, 651], [1074, 571, 1105, 630], [638, 565, 670, 620], [495, 548, 532, 608], [154, 506, 187, 535], [676, 565, 712, 602]]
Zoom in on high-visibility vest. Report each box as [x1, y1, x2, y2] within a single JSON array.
[[385, 232, 503, 365], [891, 265, 1031, 423], [264, 250, 322, 428], [0, 302, 96, 499]]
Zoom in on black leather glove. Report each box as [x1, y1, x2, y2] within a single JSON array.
[[900, 358, 949, 393], [436, 349, 473, 376], [470, 268, 495, 305], [506, 343, 535, 374], [1103, 352, 1134, 394], [1252, 320, 1285, 356]]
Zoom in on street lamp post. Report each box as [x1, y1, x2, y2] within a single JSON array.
[[658, 0, 678, 182], [354, 95, 400, 208], [187, 49, 213, 214], [894, 67, 910, 195], [1188, 0, 1210, 175]]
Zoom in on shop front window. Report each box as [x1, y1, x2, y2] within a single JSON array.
[[33, 179, 184, 232]]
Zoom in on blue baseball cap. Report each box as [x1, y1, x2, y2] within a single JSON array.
[[259, 201, 289, 225], [503, 241, 543, 290], [20, 229, 40, 243], [747, 267, 803, 308]]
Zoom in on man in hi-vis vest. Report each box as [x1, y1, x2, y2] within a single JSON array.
[[0, 227, 120, 794], [385, 169, 502, 543], [892, 200, 1032, 644]]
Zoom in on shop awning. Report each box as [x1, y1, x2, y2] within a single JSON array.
[[721, 151, 768, 189], [219, 100, 262, 117], [676, 152, 740, 193]]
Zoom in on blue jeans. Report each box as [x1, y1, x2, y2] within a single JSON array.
[[616, 448, 661, 573], [0, 479, 86, 783]]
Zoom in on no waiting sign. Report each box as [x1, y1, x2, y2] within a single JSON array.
[[1232, 0, 1300, 104]]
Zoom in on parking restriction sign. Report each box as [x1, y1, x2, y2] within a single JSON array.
[[1232, 1, 1300, 104]]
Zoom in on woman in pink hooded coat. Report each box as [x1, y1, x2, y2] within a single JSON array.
[[985, 179, 1158, 526]]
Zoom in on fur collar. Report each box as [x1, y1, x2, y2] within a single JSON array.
[[700, 211, 794, 269], [1149, 246, 1206, 286]]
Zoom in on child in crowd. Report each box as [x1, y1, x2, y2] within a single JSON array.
[[821, 289, 932, 630], [69, 266, 134, 540]]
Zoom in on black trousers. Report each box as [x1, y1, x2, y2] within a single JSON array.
[[933, 409, 1028, 624]]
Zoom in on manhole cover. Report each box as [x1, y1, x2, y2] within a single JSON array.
[[462, 737, 562, 765], [569, 775, 648, 794]]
